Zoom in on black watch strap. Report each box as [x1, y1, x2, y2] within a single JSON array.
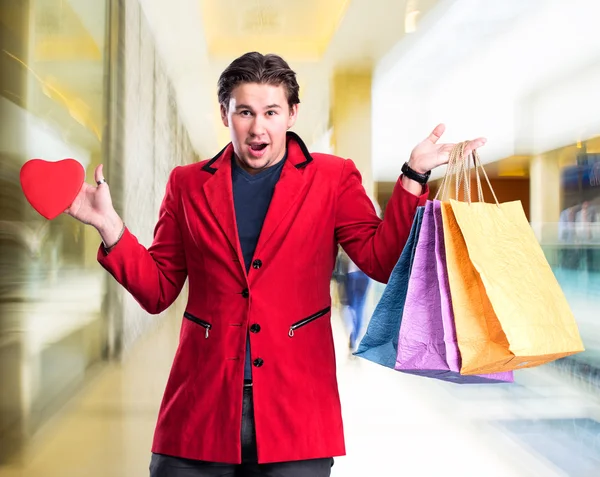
[[401, 162, 431, 184]]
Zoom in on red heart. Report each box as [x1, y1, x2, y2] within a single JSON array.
[[20, 159, 85, 220]]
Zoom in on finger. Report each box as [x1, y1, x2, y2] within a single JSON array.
[[463, 137, 487, 156], [427, 123, 446, 144], [432, 144, 455, 167], [440, 143, 454, 154], [94, 164, 106, 186]]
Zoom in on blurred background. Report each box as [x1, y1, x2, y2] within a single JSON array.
[[1, 0, 599, 475]]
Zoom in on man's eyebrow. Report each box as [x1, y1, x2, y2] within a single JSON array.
[[234, 104, 282, 110]]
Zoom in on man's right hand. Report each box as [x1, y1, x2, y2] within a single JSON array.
[[65, 164, 124, 247]]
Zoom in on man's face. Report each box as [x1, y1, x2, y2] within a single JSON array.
[[221, 82, 298, 174]]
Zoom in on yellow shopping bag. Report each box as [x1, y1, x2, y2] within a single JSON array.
[[439, 144, 584, 375]]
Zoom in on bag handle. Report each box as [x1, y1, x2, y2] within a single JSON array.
[[463, 149, 499, 206], [435, 141, 499, 206], [434, 141, 467, 201]]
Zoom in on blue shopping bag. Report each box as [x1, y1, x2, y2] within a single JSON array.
[[354, 206, 425, 368]]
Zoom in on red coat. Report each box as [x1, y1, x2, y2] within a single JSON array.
[[98, 132, 428, 464]]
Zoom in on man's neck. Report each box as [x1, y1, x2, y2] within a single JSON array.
[[233, 149, 287, 176]]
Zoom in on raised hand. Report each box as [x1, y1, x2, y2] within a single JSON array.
[[64, 165, 122, 242], [408, 124, 486, 174]]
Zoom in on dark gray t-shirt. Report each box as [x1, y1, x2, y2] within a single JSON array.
[[231, 152, 287, 380]]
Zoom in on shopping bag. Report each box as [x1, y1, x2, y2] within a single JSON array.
[[442, 147, 584, 375], [354, 207, 425, 368], [395, 200, 513, 384]]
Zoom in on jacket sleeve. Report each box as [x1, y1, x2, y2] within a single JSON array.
[[97, 166, 188, 314], [334, 159, 428, 283]]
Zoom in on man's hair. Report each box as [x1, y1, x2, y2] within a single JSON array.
[[218, 52, 300, 110]]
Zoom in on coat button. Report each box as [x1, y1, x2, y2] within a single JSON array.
[[252, 259, 262, 269], [253, 358, 264, 368], [241, 288, 249, 298], [250, 323, 261, 333]]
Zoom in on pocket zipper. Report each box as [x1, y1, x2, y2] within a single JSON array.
[[183, 312, 212, 339], [289, 306, 331, 337]]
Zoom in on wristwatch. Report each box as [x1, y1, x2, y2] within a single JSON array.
[[401, 162, 431, 184]]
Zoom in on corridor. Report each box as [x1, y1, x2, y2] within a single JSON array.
[[2, 1, 600, 476], [1, 304, 596, 477]]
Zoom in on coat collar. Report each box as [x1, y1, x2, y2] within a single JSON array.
[[201, 131, 313, 174], [201, 132, 314, 278]]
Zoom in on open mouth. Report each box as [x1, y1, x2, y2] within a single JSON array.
[[248, 143, 269, 158], [250, 143, 268, 151]]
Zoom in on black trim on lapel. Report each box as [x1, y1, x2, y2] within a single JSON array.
[[202, 144, 229, 175], [203, 132, 313, 174], [287, 131, 313, 169], [200, 132, 314, 266]]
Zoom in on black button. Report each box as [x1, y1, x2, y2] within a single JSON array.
[[250, 323, 261, 333], [253, 358, 264, 368], [252, 259, 263, 269], [241, 288, 249, 298]]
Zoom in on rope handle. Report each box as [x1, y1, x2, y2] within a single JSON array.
[[434, 141, 499, 206]]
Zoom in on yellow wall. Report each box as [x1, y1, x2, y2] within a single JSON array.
[[330, 70, 374, 197]]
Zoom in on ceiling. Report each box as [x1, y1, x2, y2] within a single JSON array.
[[200, 0, 350, 60], [139, 0, 441, 157]]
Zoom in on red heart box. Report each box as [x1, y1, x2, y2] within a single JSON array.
[[20, 158, 85, 220]]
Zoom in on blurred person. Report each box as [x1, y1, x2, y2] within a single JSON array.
[[340, 251, 370, 353], [64, 52, 486, 476], [559, 206, 576, 244], [576, 201, 597, 241], [332, 245, 349, 309], [559, 206, 578, 269], [338, 197, 381, 353], [576, 201, 597, 270]]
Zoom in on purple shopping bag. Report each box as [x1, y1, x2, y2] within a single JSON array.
[[395, 200, 513, 384]]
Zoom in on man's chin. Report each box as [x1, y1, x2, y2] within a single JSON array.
[[238, 156, 271, 173]]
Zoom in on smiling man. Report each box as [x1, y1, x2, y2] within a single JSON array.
[[65, 52, 485, 477]]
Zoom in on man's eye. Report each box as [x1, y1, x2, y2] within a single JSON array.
[[241, 110, 252, 116], [267, 111, 277, 116]]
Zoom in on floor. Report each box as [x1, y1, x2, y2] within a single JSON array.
[[1, 304, 599, 477]]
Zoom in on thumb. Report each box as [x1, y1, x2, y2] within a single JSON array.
[[94, 164, 105, 185], [427, 123, 446, 144]]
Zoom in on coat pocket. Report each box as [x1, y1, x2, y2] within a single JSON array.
[[183, 312, 212, 339], [289, 306, 331, 337]]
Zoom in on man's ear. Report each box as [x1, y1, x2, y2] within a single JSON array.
[[287, 103, 299, 129], [220, 104, 229, 127]]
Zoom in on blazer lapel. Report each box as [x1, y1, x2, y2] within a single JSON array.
[[201, 132, 314, 265], [202, 144, 245, 265], [254, 132, 313, 257]]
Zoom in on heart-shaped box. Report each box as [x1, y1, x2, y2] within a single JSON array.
[[20, 158, 85, 220]]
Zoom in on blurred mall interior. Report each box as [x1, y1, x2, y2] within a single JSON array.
[[1, 0, 600, 475]]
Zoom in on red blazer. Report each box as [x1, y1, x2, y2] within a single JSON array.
[[98, 132, 428, 464]]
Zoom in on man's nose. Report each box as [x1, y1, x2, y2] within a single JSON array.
[[249, 116, 266, 136]]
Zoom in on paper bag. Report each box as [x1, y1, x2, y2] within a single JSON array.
[[354, 207, 424, 368]]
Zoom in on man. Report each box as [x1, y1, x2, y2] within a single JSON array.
[[66, 52, 485, 476]]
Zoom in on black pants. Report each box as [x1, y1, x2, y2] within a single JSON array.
[[149, 387, 333, 477]]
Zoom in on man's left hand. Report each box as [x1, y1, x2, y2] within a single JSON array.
[[408, 124, 487, 174]]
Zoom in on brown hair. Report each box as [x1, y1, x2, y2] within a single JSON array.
[[218, 52, 300, 110]]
